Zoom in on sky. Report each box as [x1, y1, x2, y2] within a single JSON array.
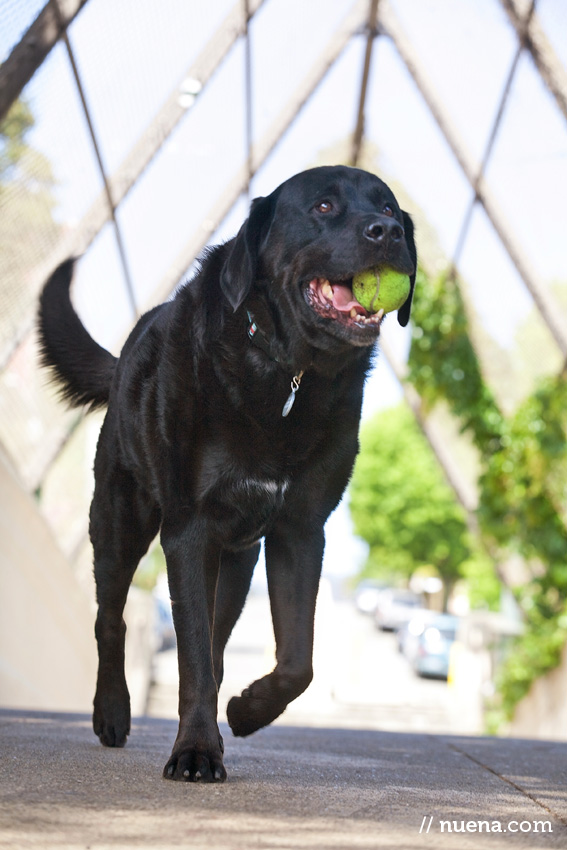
[[3, 0, 567, 583]]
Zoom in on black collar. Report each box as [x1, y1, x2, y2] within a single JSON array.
[[246, 310, 308, 417], [246, 310, 281, 364]]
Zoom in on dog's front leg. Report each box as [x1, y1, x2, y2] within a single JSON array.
[[227, 522, 324, 737], [160, 518, 226, 782]]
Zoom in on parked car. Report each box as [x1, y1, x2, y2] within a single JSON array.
[[413, 613, 459, 679], [396, 609, 437, 662], [373, 589, 422, 631], [354, 579, 389, 615]]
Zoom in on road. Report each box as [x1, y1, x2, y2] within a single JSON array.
[[148, 583, 469, 735], [4, 585, 567, 848]]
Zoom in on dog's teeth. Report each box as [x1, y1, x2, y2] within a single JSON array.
[[350, 308, 358, 318], [377, 308, 385, 320], [321, 280, 333, 300]]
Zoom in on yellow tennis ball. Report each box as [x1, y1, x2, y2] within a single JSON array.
[[353, 267, 411, 314]]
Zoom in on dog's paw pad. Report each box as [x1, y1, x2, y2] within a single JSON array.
[[163, 749, 227, 783], [97, 725, 128, 748], [227, 693, 285, 737], [93, 709, 130, 748]]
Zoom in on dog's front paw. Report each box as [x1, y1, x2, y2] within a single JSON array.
[[227, 688, 285, 737], [93, 687, 131, 748], [227, 670, 313, 737], [163, 744, 227, 782]]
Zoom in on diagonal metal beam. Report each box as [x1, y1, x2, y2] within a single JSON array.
[[243, 0, 254, 203], [380, 0, 567, 361], [64, 0, 266, 262], [1, 0, 266, 371], [379, 333, 478, 516], [55, 1, 138, 321], [102, 0, 266, 227], [0, 0, 90, 123], [379, 332, 514, 590], [351, 0, 380, 167], [146, 0, 370, 310], [451, 1, 534, 273], [500, 0, 567, 122]]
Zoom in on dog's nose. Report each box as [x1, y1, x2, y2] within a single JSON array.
[[363, 218, 404, 244]]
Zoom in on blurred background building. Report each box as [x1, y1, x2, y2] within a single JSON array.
[[0, 0, 565, 736]]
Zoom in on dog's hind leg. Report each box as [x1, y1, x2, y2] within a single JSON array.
[[212, 543, 260, 688], [91, 468, 161, 748]]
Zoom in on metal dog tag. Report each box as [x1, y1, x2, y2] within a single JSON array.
[[282, 371, 304, 417]]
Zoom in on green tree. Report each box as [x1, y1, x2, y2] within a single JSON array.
[[0, 99, 35, 179], [408, 264, 567, 725], [349, 404, 473, 606], [0, 98, 61, 349]]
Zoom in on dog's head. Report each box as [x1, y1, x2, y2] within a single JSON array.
[[220, 165, 416, 349]]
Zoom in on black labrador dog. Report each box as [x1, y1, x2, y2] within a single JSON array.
[[38, 165, 416, 782]]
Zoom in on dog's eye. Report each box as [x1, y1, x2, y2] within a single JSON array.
[[383, 205, 394, 217], [315, 201, 333, 214]]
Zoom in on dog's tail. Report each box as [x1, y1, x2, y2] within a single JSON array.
[[38, 259, 117, 409]]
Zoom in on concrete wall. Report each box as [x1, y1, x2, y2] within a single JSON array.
[[0, 448, 97, 711], [508, 642, 567, 741]]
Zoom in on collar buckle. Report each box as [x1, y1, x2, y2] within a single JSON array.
[[246, 310, 306, 417]]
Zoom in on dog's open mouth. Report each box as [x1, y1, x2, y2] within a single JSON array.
[[306, 277, 384, 330]]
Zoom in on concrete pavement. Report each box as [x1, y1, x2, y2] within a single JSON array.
[[1, 708, 566, 849]]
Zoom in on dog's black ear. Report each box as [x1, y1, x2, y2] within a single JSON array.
[[220, 194, 275, 312], [397, 211, 417, 327]]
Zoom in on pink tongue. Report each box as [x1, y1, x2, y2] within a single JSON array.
[[332, 284, 366, 315]]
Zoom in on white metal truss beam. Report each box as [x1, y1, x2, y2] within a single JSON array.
[[1, 0, 267, 370], [0, 0, 90, 122], [500, 0, 567, 122], [146, 0, 370, 310], [380, 0, 567, 360]]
